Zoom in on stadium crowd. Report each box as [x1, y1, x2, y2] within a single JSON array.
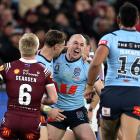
[[0, 0, 140, 140], [0, 0, 140, 64]]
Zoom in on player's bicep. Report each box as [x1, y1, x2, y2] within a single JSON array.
[[45, 83, 58, 103], [44, 69, 58, 103], [92, 45, 109, 66]]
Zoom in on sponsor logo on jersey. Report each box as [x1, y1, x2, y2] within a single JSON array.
[[72, 67, 81, 81], [14, 69, 20, 74], [26, 133, 35, 140], [23, 69, 39, 77], [1, 127, 11, 137], [73, 67, 81, 77], [118, 41, 140, 50], [0, 65, 4, 71], [102, 107, 111, 117], [98, 40, 108, 45], [133, 106, 140, 117]]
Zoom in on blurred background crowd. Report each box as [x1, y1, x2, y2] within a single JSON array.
[[0, 0, 140, 64]]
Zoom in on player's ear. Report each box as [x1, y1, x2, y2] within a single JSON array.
[[117, 15, 121, 27], [54, 44, 59, 50], [136, 15, 139, 25], [67, 41, 70, 46]]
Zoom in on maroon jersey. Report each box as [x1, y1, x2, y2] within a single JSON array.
[[0, 58, 54, 116]]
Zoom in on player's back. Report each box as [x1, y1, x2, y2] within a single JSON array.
[[36, 51, 53, 72], [3, 58, 49, 116], [104, 29, 140, 87]]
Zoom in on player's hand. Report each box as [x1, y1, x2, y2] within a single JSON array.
[[84, 84, 94, 100], [47, 108, 67, 122]]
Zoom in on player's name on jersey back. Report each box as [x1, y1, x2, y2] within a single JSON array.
[[16, 76, 37, 83]]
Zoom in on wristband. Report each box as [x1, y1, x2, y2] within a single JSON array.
[[86, 83, 94, 91], [43, 105, 52, 113]]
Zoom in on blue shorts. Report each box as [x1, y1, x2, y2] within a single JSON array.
[[99, 86, 140, 120], [48, 106, 89, 130]]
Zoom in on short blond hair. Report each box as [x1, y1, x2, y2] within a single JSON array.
[[19, 33, 39, 57]]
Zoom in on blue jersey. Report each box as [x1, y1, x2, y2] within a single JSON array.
[[36, 51, 53, 73], [99, 29, 140, 87], [53, 53, 89, 111]]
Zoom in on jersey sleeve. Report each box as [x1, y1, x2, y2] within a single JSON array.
[[83, 62, 89, 79], [98, 33, 113, 49], [44, 68, 55, 85]]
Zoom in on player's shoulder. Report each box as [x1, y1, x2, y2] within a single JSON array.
[[80, 58, 90, 68], [102, 30, 119, 38], [53, 53, 66, 62], [35, 62, 46, 70]]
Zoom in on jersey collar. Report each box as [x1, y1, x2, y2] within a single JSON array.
[[20, 58, 37, 63]]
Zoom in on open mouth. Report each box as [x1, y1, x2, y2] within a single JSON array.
[[74, 49, 80, 54]]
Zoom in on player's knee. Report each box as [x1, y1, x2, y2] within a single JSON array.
[[78, 132, 95, 140], [48, 135, 56, 140], [100, 118, 120, 140]]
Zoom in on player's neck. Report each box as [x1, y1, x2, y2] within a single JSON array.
[[21, 56, 36, 60], [66, 52, 80, 62], [40, 47, 53, 61], [120, 26, 136, 31]]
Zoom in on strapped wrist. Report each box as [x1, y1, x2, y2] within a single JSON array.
[[43, 105, 52, 113], [87, 83, 93, 86]]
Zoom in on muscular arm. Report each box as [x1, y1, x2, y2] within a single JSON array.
[[42, 83, 58, 105], [87, 45, 109, 86]]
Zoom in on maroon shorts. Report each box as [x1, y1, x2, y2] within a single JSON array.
[[0, 111, 41, 140]]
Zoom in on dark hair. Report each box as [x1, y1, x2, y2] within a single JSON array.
[[119, 2, 139, 27], [45, 29, 66, 47]]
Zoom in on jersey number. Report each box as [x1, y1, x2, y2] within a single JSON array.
[[18, 84, 32, 105], [118, 56, 140, 75]]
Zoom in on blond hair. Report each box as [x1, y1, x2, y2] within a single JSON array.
[[19, 33, 39, 57]]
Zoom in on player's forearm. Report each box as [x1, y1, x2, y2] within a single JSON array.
[[94, 79, 104, 95], [87, 62, 101, 86], [42, 97, 57, 105]]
